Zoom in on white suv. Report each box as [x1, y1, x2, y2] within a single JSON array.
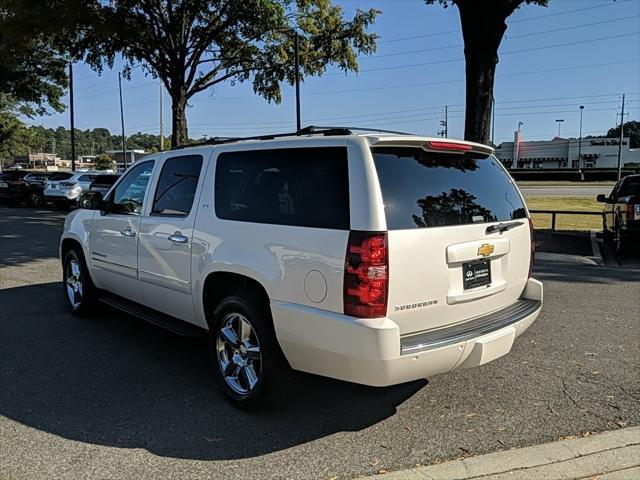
[[60, 127, 543, 409], [44, 172, 100, 208]]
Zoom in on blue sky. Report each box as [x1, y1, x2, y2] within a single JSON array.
[[28, 0, 640, 147]]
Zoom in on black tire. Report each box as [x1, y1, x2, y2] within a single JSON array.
[[615, 229, 627, 255], [29, 191, 42, 208], [208, 294, 291, 410], [62, 248, 97, 316]]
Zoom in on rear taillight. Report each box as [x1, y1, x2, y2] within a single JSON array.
[[425, 141, 472, 152], [626, 204, 634, 222], [528, 217, 535, 278], [344, 231, 389, 318]]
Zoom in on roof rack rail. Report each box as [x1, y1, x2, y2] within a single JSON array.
[[171, 125, 413, 150], [303, 125, 413, 136]]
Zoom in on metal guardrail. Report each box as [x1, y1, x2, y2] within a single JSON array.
[[528, 209, 603, 231]]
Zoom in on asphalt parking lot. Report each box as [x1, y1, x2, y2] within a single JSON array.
[[1, 206, 639, 480]]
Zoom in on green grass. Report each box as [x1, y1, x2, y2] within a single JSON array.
[[516, 181, 615, 187], [524, 196, 602, 231]]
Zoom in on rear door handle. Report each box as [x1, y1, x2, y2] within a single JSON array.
[[120, 228, 136, 237], [168, 232, 189, 244]]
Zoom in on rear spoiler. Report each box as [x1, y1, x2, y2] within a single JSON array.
[[368, 136, 494, 155]]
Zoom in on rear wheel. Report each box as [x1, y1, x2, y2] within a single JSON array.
[[29, 191, 42, 208], [615, 228, 627, 255], [63, 249, 97, 316], [208, 294, 291, 410]]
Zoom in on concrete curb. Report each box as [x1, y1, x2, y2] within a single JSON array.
[[589, 229, 604, 265], [364, 427, 640, 480], [535, 252, 598, 265]]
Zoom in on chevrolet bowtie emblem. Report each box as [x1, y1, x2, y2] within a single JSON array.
[[477, 244, 495, 257]]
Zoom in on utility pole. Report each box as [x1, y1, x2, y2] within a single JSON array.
[[617, 93, 625, 181], [439, 106, 448, 137], [294, 32, 301, 131], [515, 121, 523, 168], [577, 105, 584, 171], [118, 71, 127, 171], [69, 63, 76, 172], [491, 98, 496, 146], [159, 82, 164, 151]]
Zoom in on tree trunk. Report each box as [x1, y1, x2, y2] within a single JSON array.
[[170, 91, 188, 147], [463, 51, 497, 145], [457, 3, 508, 145]]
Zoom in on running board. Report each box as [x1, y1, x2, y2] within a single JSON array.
[[98, 293, 207, 338]]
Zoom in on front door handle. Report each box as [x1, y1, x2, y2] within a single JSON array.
[[168, 232, 189, 244], [120, 228, 136, 238]]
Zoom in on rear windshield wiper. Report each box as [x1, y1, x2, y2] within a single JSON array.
[[485, 221, 524, 235]]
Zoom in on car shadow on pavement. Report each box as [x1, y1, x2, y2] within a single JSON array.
[[534, 258, 640, 284], [0, 281, 425, 461], [0, 207, 66, 267]]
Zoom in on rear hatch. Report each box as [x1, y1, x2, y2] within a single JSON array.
[[371, 142, 532, 335], [45, 172, 75, 193]]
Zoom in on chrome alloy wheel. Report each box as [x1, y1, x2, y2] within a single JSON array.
[[216, 313, 262, 395], [65, 258, 83, 309]]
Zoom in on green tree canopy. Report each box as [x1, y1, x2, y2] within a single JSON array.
[[0, 0, 92, 115], [607, 121, 640, 149], [424, 0, 548, 144], [78, 0, 379, 146], [93, 153, 115, 170]]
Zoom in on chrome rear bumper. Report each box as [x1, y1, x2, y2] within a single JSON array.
[[400, 298, 541, 355]]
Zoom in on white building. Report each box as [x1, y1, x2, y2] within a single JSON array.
[[105, 149, 148, 172], [495, 132, 640, 169]]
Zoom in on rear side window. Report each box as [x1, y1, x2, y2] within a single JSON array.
[[372, 147, 526, 230], [92, 174, 120, 185], [215, 147, 349, 230], [78, 174, 96, 182], [152, 155, 203, 216]]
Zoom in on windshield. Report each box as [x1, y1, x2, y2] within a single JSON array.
[[371, 147, 527, 230]]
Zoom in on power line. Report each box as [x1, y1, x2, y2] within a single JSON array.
[[368, 16, 639, 60], [346, 31, 639, 74], [376, 0, 634, 44]]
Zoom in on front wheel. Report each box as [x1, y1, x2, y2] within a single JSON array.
[[208, 295, 291, 410], [63, 249, 97, 316]]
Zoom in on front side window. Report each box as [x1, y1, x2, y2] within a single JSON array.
[[152, 155, 203, 216], [110, 161, 154, 215], [372, 147, 527, 230], [215, 147, 349, 229]]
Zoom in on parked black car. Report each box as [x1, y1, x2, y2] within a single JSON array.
[[22, 172, 56, 207], [0, 170, 31, 205], [89, 174, 120, 197], [598, 174, 640, 254]]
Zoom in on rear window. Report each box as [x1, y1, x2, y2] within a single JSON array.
[[618, 176, 640, 197], [49, 173, 73, 181], [372, 147, 527, 230], [215, 147, 350, 230]]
